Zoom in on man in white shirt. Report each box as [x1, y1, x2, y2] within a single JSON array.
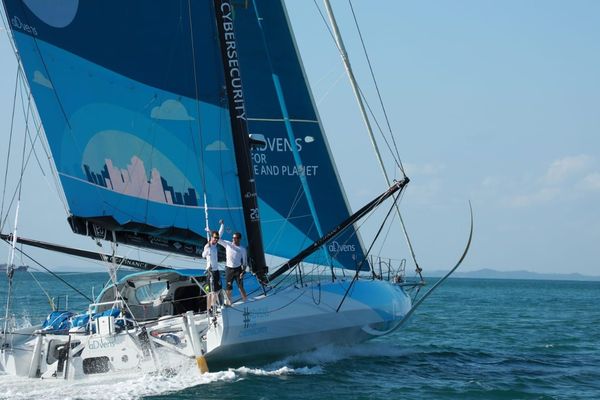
[[216, 220, 248, 304], [202, 230, 223, 311]]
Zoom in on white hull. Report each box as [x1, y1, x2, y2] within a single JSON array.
[[0, 277, 411, 379], [204, 279, 411, 365]]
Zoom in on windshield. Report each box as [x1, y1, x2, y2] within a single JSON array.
[[135, 281, 168, 304]]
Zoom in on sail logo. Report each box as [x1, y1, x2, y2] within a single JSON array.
[[92, 224, 107, 239], [11, 16, 38, 36], [88, 337, 116, 350], [256, 137, 304, 153], [328, 241, 356, 253], [219, 1, 246, 121]]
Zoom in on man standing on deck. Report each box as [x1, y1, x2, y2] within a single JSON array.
[[216, 220, 248, 305], [202, 230, 223, 312]]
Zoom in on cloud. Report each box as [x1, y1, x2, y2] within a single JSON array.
[[151, 99, 194, 121], [205, 140, 229, 151], [403, 162, 445, 176], [505, 187, 560, 207], [580, 172, 600, 191], [543, 154, 593, 185], [33, 70, 53, 89], [501, 155, 598, 207]]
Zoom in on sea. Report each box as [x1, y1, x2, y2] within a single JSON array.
[[0, 272, 598, 400]]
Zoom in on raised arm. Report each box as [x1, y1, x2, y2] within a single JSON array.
[[217, 220, 230, 248], [218, 221, 224, 238]]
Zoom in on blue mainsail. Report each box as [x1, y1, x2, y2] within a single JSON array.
[[3, 0, 368, 270], [235, 1, 368, 270], [3, 1, 245, 256]]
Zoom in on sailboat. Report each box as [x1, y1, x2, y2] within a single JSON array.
[[0, 0, 471, 379]]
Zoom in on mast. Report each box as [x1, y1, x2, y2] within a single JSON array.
[[322, 0, 422, 278], [213, 0, 267, 278]]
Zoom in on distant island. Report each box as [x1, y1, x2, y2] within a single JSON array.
[[0, 263, 29, 272], [425, 268, 600, 282]]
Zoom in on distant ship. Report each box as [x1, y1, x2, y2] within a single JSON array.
[[0, 264, 29, 273]]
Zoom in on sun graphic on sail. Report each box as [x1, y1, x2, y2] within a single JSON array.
[[81, 130, 199, 207], [22, 0, 79, 28]]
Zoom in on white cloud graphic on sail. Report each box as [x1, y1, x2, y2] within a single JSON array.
[[205, 140, 229, 152], [151, 99, 194, 121], [23, 0, 79, 28], [33, 70, 52, 89]]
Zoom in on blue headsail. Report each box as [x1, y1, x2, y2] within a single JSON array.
[[2, 0, 368, 271], [2, 1, 247, 256], [234, 1, 368, 270]]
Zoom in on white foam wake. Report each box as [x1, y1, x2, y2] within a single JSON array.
[[266, 342, 410, 369], [0, 358, 323, 399]]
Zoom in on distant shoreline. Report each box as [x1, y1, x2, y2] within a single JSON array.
[[19, 266, 600, 282], [424, 268, 600, 282]]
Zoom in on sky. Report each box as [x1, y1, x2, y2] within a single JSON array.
[[0, 1, 599, 276]]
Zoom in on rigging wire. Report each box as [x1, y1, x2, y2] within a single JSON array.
[[312, 0, 402, 172], [16, 74, 46, 177], [14, 2, 71, 130], [187, 0, 211, 243], [347, 0, 404, 173], [1, 2, 68, 218], [0, 239, 92, 302], [0, 119, 59, 234], [336, 191, 400, 312], [26, 268, 56, 311], [0, 67, 19, 233], [269, 182, 403, 286], [315, 0, 423, 279]]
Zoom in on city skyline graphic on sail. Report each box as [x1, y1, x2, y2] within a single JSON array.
[[3, 0, 367, 270]]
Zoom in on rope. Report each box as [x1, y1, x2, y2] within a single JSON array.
[[0, 238, 92, 302], [26, 269, 56, 311], [225, 287, 308, 316]]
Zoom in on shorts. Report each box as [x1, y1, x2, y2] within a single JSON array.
[[225, 266, 244, 291], [207, 270, 222, 292]]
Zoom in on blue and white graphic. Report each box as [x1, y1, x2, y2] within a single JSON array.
[[3, 0, 367, 269], [23, 0, 79, 28], [151, 99, 195, 121]]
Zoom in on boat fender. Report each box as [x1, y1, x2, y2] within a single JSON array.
[[196, 354, 209, 374]]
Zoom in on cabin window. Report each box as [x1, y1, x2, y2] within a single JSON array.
[[46, 340, 67, 365], [135, 281, 168, 304], [46, 340, 80, 365], [82, 356, 110, 374]]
